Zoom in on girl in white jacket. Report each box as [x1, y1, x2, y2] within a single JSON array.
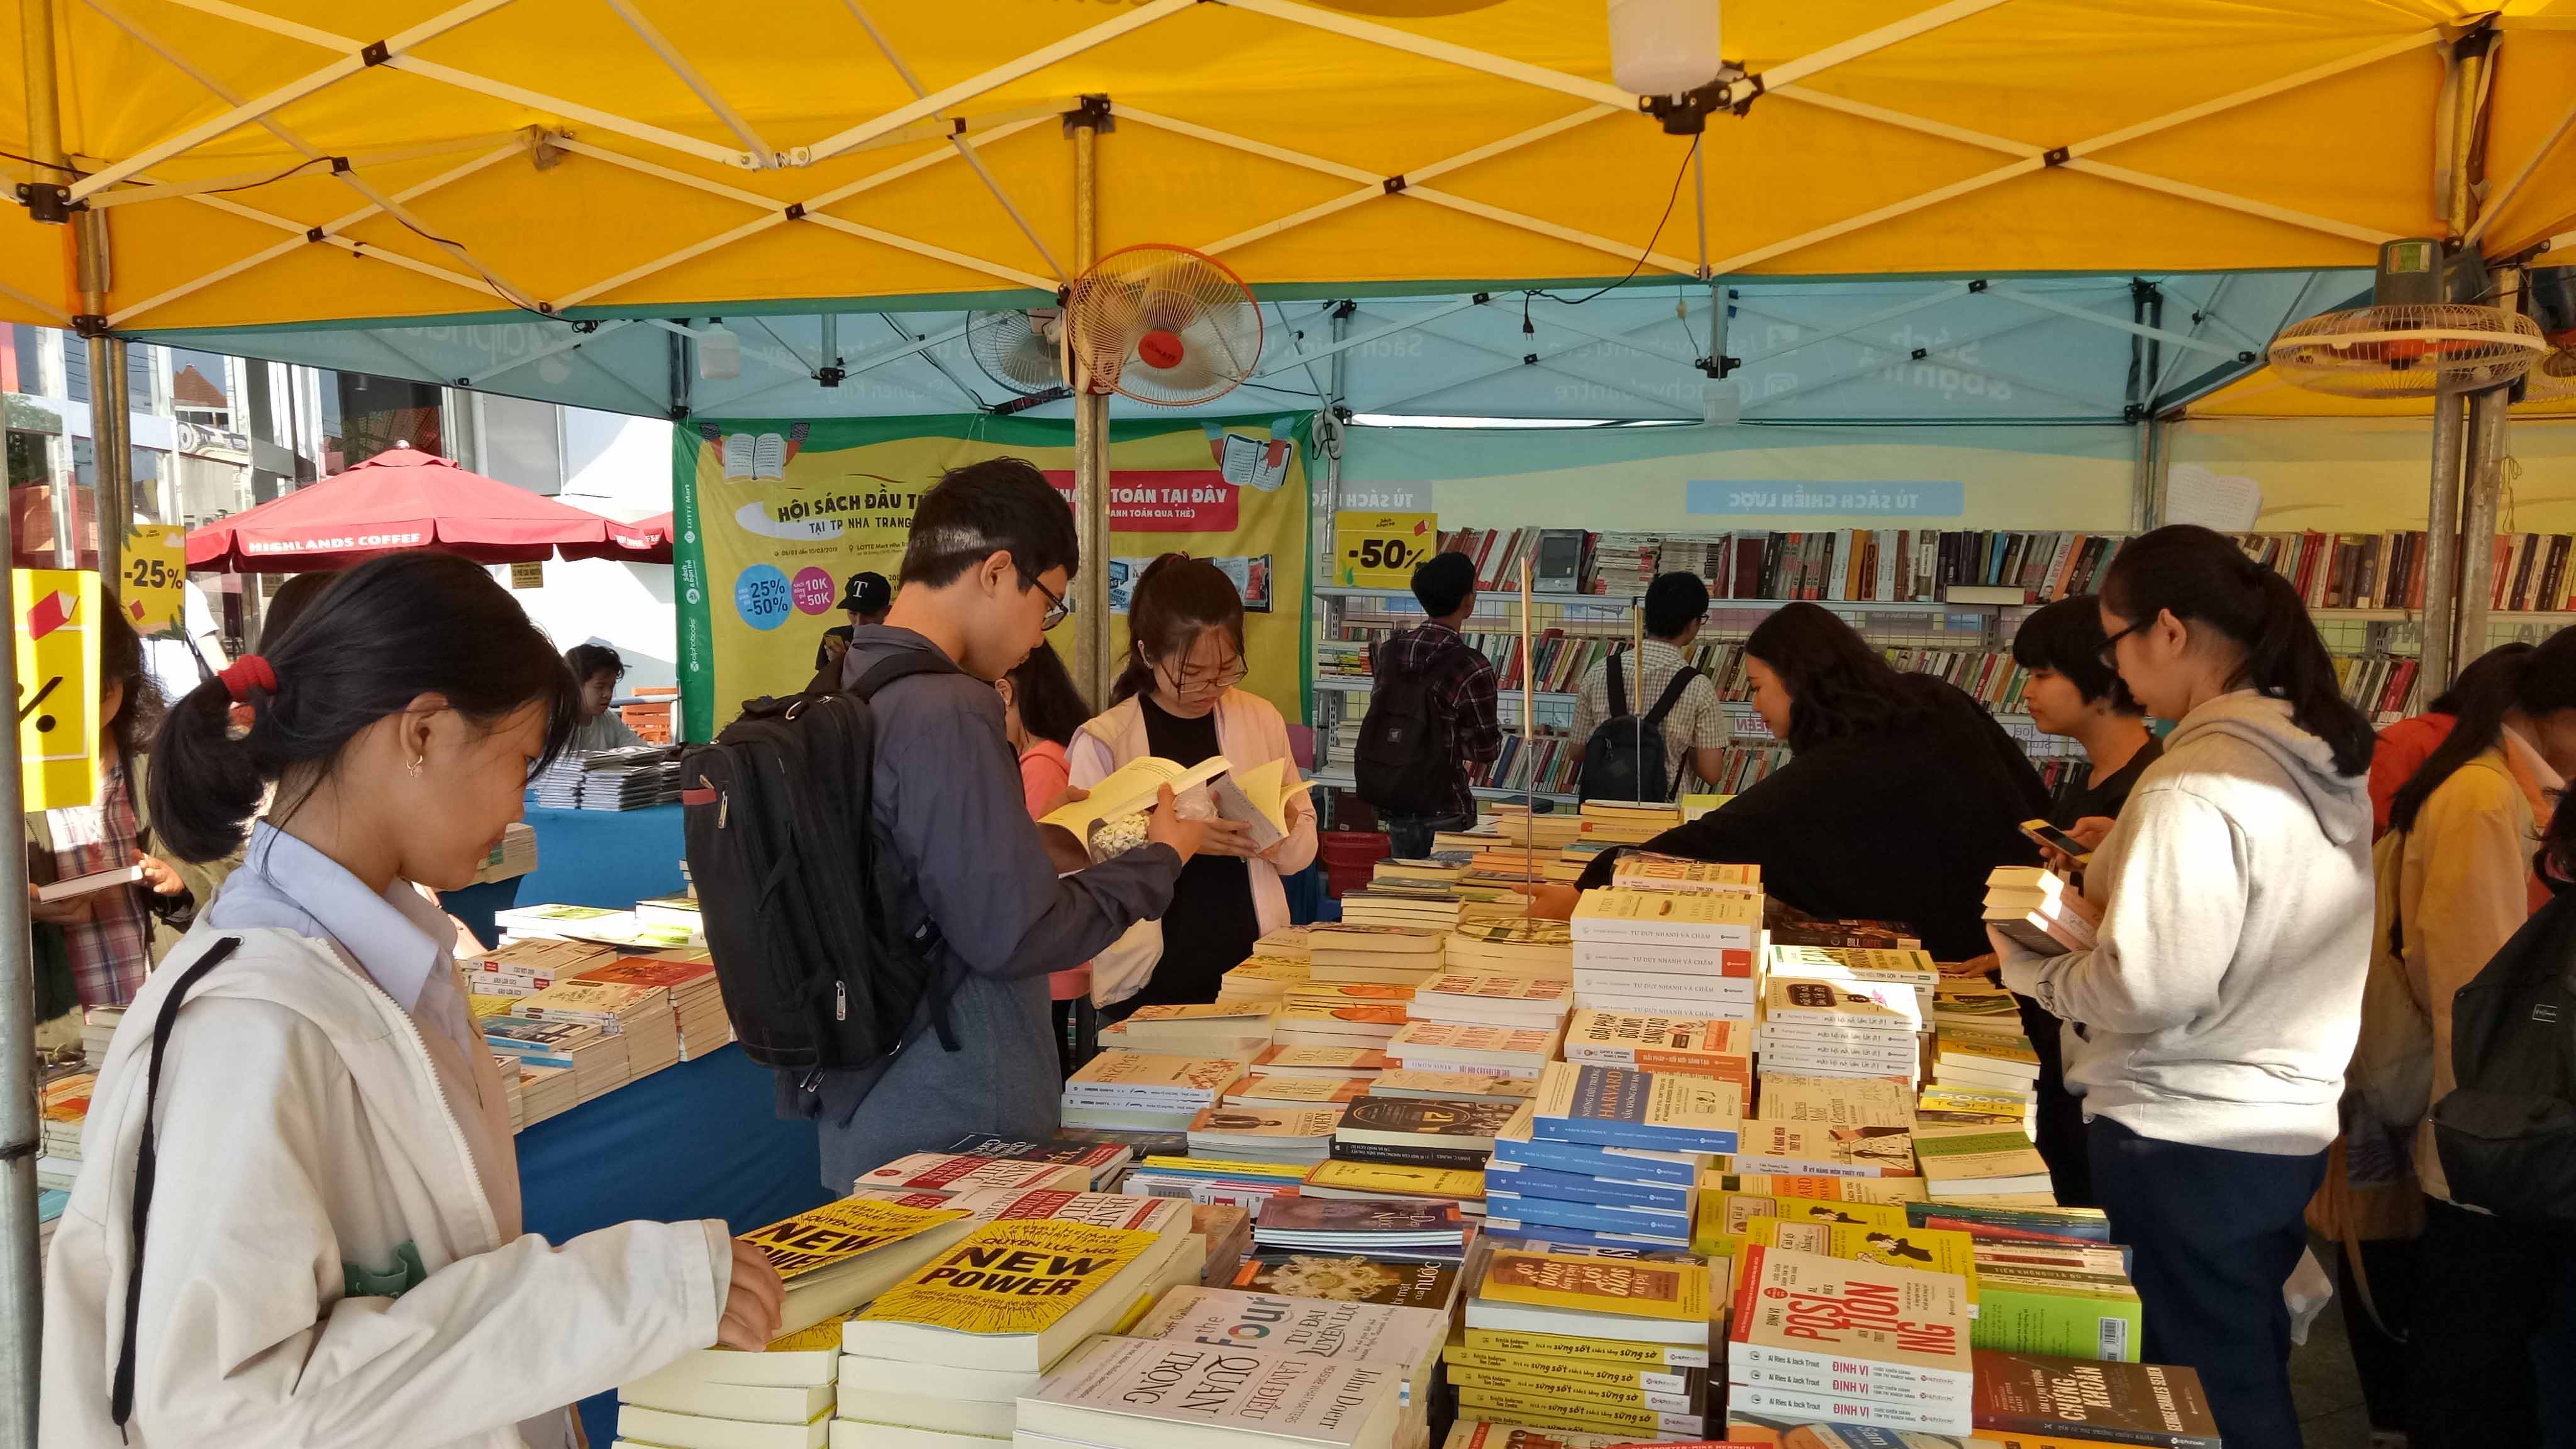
[[1994, 524, 2376, 1449], [43, 550, 784, 1449]]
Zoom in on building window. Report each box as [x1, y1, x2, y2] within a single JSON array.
[[126, 343, 161, 415], [2, 325, 50, 397], [63, 339, 87, 404]]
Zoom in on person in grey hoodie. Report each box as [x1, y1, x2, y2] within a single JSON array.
[[1996, 524, 2377, 1449], [791, 458, 1204, 1191]]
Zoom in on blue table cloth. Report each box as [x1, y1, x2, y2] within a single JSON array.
[[515, 803, 687, 910], [516, 1043, 826, 1446]]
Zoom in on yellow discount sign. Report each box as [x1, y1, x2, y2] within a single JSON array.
[[16, 570, 100, 810], [1332, 510, 1439, 588], [121, 525, 188, 636]]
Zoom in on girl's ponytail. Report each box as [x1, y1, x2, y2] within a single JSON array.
[[2102, 524, 2376, 777], [2387, 641, 2534, 833], [149, 668, 270, 863]]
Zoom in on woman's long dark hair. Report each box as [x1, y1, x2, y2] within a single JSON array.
[[2101, 524, 2376, 777], [2390, 635, 2576, 833], [149, 550, 581, 863], [99, 596, 162, 769], [1113, 554, 1246, 705], [1745, 601, 1928, 752], [1008, 641, 1091, 747]]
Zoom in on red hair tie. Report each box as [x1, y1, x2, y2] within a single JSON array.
[[220, 655, 277, 702]]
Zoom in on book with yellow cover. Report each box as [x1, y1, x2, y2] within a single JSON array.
[[1562, 1009, 1752, 1085], [1696, 1190, 1913, 1257], [844, 1218, 1170, 1371], [1712, 1172, 1931, 1205], [1439, 1338, 1705, 1397], [1740, 1217, 1980, 1313], [1606, 855, 1761, 896], [1732, 1120, 1918, 1179], [1457, 1325, 1707, 1372], [736, 1197, 975, 1334], [1756, 1074, 1916, 1131], [1302, 1158, 1486, 1204], [624, 1312, 855, 1391], [1570, 888, 1761, 948], [1441, 1365, 1697, 1415], [1468, 1248, 1711, 1346], [1450, 1387, 1703, 1438]]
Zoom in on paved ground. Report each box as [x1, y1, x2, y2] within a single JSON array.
[[2292, 1260, 2376, 1449]]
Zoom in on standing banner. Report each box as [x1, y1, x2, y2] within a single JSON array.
[[16, 569, 99, 809], [119, 525, 189, 635], [674, 413, 1312, 740]]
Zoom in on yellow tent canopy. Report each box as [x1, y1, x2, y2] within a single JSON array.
[[5, 1, 2573, 336]]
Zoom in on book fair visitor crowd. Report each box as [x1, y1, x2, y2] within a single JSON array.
[[21, 453, 2576, 1449]]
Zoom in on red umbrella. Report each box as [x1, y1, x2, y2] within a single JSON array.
[[601, 511, 674, 564], [186, 447, 647, 572]]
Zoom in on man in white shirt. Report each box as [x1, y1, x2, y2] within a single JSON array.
[[1569, 570, 1730, 799]]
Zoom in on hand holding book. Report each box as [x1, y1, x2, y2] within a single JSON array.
[[718, 1238, 787, 1350]]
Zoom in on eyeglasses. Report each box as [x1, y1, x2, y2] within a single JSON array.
[[1160, 655, 1246, 692], [1022, 567, 1074, 630], [2096, 623, 2141, 667]]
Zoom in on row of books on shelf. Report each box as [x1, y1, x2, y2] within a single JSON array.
[[1436, 526, 2133, 606], [1464, 732, 1789, 800], [2230, 526, 2576, 613]]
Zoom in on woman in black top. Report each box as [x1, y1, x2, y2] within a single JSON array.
[[1569, 602, 2046, 959], [2004, 595, 2162, 1206]]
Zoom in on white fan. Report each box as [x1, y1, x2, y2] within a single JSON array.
[[2269, 240, 2546, 399], [966, 309, 1067, 397]]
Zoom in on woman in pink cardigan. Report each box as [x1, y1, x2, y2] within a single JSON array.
[[1069, 555, 1318, 1009]]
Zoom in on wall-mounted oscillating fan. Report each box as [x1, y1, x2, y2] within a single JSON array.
[[967, 308, 1068, 395], [2268, 238, 2546, 399], [1063, 244, 1263, 407]]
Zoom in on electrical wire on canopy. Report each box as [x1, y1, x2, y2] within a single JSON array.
[[1526, 135, 1699, 309]]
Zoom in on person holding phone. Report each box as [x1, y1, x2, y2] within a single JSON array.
[[1069, 555, 1316, 1011], [1994, 525, 2375, 1449]]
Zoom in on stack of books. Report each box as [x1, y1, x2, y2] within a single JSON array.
[[575, 953, 733, 1060], [1696, 1185, 1914, 1260], [619, 1316, 848, 1449], [1931, 975, 2025, 1034], [1060, 1052, 1245, 1132], [1487, 1063, 1742, 1249], [1725, 1243, 1975, 1435], [1560, 1008, 1750, 1090], [835, 1214, 1190, 1449], [38, 1072, 88, 1192], [1917, 1082, 2039, 1138], [493, 902, 638, 943], [738, 1194, 982, 1336], [1488, 805, 1585, 852], [1226, 1073, 1372, 1110], [1755, 977, 1924, 1085], [1765, 900, 1921, 950], [1607, 853, 1760, 896], [1228, 1252, 1467, 1311], [1300, 1158, 1489, 1214], [1406, 974, 1572, 1033], [1460, 1247, 1715, 1438], [1250, 1197, 1474, 1263], [1570, 888, 1761, 1019], [1217, 953, 1314, 1003], [1330, 1094, 1524, 1172], [1730, 1119, 1917, 1180], [1123, 1155, 1310, 1218], [853, 1153, 1096, 1196], [531, 743, 682, 810], [464, 938, 613, 997], [516, 1058, 577, 1125], [1097, 1001, 1279, 1058], [1193, 1202, 1254, 1280], [509, 977, 681, 1080], [489, 1054, 525, 1132], [1016, 1335, 1406, 1449], [1965, 1232, 2143, 1359], [635, 891, 702, 936], [1255, 924, 1311, 959], [1248, 1043, 1388, 1082], [1573, 800, 1680, 845], [1984, 865, 2100, 955], [1385, 1021, 1562, 1080], [1914, 1123, 2057, 1204], [1340, 888, 1469, 933], [470, 821, 538, 884], [1445, 919, 1575, 979], [1756, 1073, 1916, 1131], [1187, 1106, 1345, 1166], [1374, 1069, 1536, 1102], [1274, 986, 1412, 1052], [1931, 1025, 2042, 1096], [1764, 944, 1940, 1021], [78, 1007, 121, 1067], [483, 1015, 630, 1103], [1309, 925, 1451, 986]]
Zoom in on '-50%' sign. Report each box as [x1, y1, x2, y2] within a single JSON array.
[[1332, 510, 1438, 587]]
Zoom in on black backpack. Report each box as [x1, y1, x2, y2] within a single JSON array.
[[2431, 889, 2576, 1222], [681, 654, 958, 1077], [1355, 631, 1473, 817], [1577, 650, 1699, 804]]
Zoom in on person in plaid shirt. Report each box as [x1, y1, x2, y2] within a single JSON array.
[[1374, 552, 1502, 857]]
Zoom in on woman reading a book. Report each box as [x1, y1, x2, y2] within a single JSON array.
[[2375, 625, 2576, 1447], [1991, 523, 2375, 1449], [1070, 554, 1317, 1011], [1553, 601, 2045, 958], [43, 550, 784, 1449], [25, 600, 230, 1017]]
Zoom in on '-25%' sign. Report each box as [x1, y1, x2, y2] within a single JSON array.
[[1333, 510, 1438, 587]]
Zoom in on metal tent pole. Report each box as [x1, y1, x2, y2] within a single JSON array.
[[89, 336, 126, 586], [2458, 384, 2512, 669], [1068, 97, 1113, 706], [2421, 387, 2467, 691]]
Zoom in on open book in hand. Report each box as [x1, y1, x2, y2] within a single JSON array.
[[1041, 753, 1316, 855], [1210, 757, 1317, 851]]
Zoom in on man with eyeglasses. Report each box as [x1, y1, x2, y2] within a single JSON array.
[[796, 458, 1206, 1191]]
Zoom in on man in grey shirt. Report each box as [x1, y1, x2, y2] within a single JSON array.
[[790, 458, 1202, 1189]]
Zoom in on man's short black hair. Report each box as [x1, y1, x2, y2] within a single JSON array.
[[2011, 594, 2141, 713], [900, 457, 1079, 588], [1413, 550, 1476, 617], [1643, 570, 1710, 639], [565, 642, 624, 682]]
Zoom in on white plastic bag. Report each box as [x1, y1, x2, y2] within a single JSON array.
[[2285, 1245, 2335, 1346]]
